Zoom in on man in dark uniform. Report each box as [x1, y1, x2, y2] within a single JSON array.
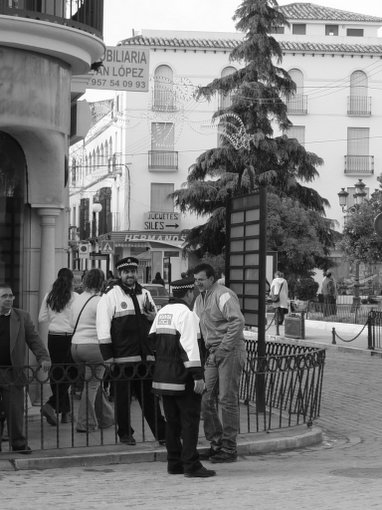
[[0, 282, 51, 453], [96, 257, 166, 445], [149, 276, 216, 478]]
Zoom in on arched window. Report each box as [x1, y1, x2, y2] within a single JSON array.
[[287, 69, 307, 114], [219, 66, 236, 110], [88, 154, 92, 175], [349, 71, 370, 116], [153, 65, 176, 111], [100, 143, 104, 168]]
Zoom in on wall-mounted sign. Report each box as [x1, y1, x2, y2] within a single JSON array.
[[143, 211, 181, 231], [84, 46, 150, 92]]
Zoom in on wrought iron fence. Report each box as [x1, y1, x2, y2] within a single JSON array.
[[0, 340, 325, 453], [240, 340, 325, 430], [299, 300, 380, 325], [367, 310, 382, 350]]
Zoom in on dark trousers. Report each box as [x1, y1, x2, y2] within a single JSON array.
[[0, 380, 27, 449], [46, 334, 74, 414], [115, 376, 166, 441], [162, 387, 203, 474], [276, 307, 288, 325]]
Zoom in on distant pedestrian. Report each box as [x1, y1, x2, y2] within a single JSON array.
[[193, 263, 246, 464], [39, 268, 79, 426], [152, 272, 165, 286], [270, 271, 289, 325], [0, 282, 51, 453], [149, 276, 216, 478], [322, 271, 337, 316]]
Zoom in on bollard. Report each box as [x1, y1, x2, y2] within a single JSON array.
[[332, 327, 336, 345]]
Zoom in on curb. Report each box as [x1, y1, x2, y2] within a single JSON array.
[[1, 425, 322, 471]]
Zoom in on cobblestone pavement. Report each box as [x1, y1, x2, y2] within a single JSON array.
[[2, 348, 382, 509]]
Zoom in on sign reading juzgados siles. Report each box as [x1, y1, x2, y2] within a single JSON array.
[[85, 46, 150, 92]]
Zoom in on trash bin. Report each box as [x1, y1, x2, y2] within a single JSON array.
[[284, 312, 305, 339]]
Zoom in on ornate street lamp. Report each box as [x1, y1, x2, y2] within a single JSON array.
[[337, 179, 367, 311], [91, 202, 102, 237]]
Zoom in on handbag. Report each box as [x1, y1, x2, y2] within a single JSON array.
[[271, 281, 284, 303]]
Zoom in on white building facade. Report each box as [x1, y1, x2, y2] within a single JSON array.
[[69, 3, 382, 284]]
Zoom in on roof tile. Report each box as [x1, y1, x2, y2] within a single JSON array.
[[276, 2, 382, 23]]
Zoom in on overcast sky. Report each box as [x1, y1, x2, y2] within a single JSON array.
[[103, 0, 381, 45]]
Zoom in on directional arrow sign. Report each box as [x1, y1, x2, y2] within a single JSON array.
[[144, 211, 181, 231]]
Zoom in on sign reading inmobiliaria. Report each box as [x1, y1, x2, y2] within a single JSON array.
[[84, 46, 150, 92]]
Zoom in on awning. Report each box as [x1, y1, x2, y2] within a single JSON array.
[[99, 230, 186, 249]]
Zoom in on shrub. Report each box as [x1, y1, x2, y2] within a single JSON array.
[[294, 278, 319, 301]]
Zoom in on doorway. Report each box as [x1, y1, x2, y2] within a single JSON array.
[[0, 131, 27, 304]]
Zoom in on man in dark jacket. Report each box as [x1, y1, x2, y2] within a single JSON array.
[[149, 276, 216, 478], [96, 257, 166, 446], [0, 282, 51, 454]]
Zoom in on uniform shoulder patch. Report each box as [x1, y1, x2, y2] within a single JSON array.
[[158, 314, 172, 326]]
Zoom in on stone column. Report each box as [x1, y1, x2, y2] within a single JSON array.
[[37, 208, 61, 303]]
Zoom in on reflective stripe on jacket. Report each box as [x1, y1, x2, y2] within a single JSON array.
[[149, 300, 203, 395]]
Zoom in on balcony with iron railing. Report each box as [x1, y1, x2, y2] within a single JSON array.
[[0, 0, 103, 36], [152, 89, 178, 112], [148, 150, 179, 171], [347, 96, 372, 117], [286, 94, 308, 115], [344, 155, 374, 175]]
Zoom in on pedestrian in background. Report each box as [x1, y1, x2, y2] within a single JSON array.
[[193, 263, 246, 464], [0, 282, 51, 453], [70, 269, 114, 433], [152, 272, 165, 286], [97, 257, 166, 446], [270, 271, 289, 325], [322, 271, 337, 317], [149, 276, 216, 478], [39, 268, 78, 426]]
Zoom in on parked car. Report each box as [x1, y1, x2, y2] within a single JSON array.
[[142, 283, 170, 310]]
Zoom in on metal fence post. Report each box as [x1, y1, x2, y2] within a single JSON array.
[[367, 311, 374, 350]]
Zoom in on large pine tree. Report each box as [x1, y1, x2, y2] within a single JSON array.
[[173, 0, 335, 275]]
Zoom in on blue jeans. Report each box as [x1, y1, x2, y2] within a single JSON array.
[[71, 344, 114, 431], [202, 341, 246, 454]]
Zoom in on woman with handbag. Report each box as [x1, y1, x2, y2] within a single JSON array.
[[39, 268, 79, 425], [70, 269, 114, 433], [270, 271, 289, 326]]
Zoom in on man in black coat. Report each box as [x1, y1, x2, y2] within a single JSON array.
[[0, 282, 51, 453]]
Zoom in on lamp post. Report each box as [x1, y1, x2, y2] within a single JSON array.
[[92, 202, 102, 238], [338, 179, 367, 311]]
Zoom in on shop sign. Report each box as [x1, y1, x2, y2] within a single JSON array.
[[84, 46, 149, 92]]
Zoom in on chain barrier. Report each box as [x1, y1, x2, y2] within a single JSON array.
[[331, 318, 368, 345]]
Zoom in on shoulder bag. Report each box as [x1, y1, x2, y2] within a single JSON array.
[[271, 281, 284, 303], [71, 294, 97, 337]]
